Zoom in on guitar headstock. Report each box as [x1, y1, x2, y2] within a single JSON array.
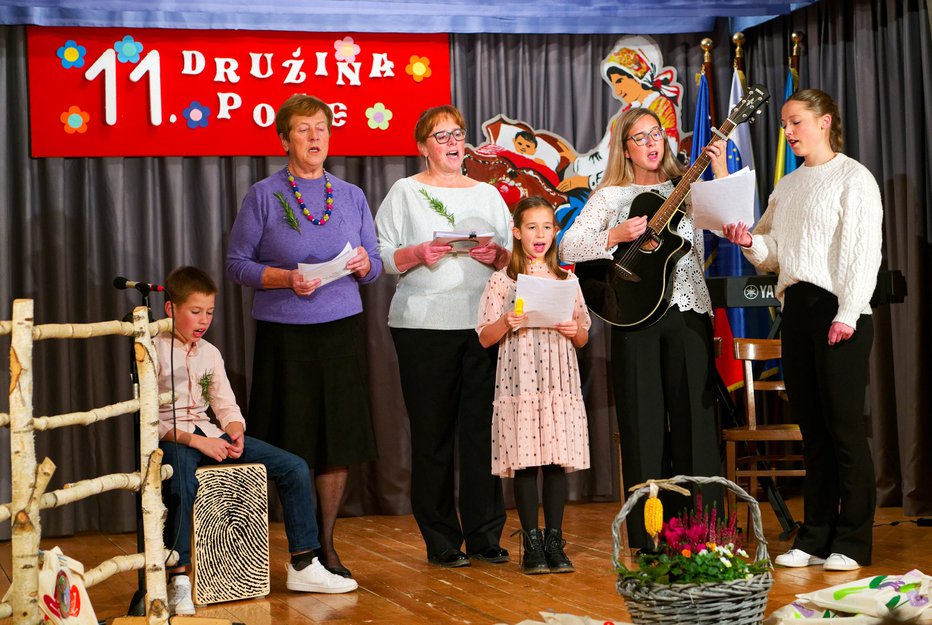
[[728, 84, 770, 125]]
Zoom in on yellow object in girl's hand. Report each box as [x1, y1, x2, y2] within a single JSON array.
[[514, 298, 524, 315]]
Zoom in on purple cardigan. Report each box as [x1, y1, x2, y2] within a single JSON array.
[[226, 168, 382, 325]]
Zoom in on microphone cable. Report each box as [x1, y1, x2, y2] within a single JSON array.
[[162, 294, 186, 570]]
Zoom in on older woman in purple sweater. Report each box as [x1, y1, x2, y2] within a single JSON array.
[[226, 94, 382, 579]]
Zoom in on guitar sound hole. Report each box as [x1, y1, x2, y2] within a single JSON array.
[[638, 233, 661, 252]]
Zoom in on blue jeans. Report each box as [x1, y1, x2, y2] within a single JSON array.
[[161, 429, 319, 567]]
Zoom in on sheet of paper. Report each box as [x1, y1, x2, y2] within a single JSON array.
[[514, 273, 579, 328], [297, 242, 355, 287], [431, 230, 495, 251], [689, 166, 757, 233]]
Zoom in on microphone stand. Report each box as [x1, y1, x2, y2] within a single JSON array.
[[124, 286, 153, 618]]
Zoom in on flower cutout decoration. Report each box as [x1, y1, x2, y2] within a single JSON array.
[[334, 36, 361, 63], [907, 590, 928, 608], [56, 40, 87, 69], [182, 101, 211, 129], [405, 55, 432, 83], [60, 106, 89, 134], [114, 35, 143, 64], [365, 103, 393, 130]]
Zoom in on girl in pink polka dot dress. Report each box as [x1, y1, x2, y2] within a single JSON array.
[[477, 196, 592, 575]]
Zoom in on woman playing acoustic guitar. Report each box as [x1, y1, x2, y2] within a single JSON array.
[[559, 107, 728, 549]]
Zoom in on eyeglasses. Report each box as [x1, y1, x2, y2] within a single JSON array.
[[430, 128, 466, 144], [626, 127, 665, 146]]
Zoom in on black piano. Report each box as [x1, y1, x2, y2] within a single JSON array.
[[707, 269, 907, 309]]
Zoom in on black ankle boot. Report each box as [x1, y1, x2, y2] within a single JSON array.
[[520, 528, 549, 574], [544, 528, 574, 573]]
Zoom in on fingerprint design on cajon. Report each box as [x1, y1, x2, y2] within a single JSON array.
[[191, 463, 270, 605]]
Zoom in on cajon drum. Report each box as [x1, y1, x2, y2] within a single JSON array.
[[191, 463, 270, 605]]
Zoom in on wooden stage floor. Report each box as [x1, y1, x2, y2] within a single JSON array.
[[2, 497, 930, 624]]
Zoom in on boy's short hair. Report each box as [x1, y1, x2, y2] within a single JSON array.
[[515, 130, 538, 146], [165, 266, 217, 305]]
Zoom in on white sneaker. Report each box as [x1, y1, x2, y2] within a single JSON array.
[[167, 574, 196, 616], [774, 549, 826, 568], [823, 553, 861, 571], [286, 558, 358, 593]]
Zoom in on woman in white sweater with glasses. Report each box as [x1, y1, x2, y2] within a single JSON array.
[[723, 88, 883, 572]]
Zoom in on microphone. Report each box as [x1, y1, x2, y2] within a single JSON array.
[[113, 276, 165, 293]]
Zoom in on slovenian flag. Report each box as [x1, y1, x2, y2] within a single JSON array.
[[705, 68, 773, 390]]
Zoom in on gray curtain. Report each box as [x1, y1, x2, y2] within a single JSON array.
[[2, 0, 930, 540], [741, 0, 932, 515]]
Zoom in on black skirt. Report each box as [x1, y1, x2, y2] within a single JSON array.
[[247, 314, 377, 470]]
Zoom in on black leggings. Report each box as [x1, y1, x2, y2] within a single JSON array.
[[513, 465, 567, 532]]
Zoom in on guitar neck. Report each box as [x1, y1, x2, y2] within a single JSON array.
[[649, 118, 737, 230]]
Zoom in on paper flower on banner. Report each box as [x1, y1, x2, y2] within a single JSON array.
[[60, 106, 89, 134], [182, 101, 211, 129], [365, 103, 393, 130], [56, 40, 87, 69], [114, 35, 143, 64], [334, 36, 361, 63], [405, 55, 432, 83]]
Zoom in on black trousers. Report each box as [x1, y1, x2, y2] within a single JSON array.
[[611, 308, 721, 549], [391, 327, 507, 558], [782, 282, 875, 564]]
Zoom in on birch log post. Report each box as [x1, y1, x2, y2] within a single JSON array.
[[0, 466, 174, 524], [31, 391, 175, 430], [134, 306, 171, 625], [83, 549, 178, 588], [8, 299, 40, 625]]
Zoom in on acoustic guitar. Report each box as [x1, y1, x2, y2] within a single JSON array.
[[573, 84, 770, 330]]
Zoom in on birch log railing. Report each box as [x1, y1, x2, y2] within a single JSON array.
[[1, 299, 177, 625]]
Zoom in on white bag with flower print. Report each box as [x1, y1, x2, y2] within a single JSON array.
[[37, 547, 98, 625]]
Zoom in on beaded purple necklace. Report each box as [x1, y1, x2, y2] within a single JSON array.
[[286, 168, 333, 225]]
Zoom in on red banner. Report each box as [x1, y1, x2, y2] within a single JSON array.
[[27, 27, 450, 157]]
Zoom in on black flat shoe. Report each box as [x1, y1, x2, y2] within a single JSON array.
[[427, 548, 470, 568], [469, 546, 510, 563], [314, 548, 353, 578], [324, 564, 353, 578]]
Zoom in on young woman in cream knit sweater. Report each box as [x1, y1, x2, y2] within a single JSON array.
[[724, 89, 883, 572]]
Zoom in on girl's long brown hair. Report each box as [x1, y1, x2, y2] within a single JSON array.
[[506, 197, 569, 281]]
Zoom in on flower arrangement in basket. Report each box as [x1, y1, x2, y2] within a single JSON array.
[[612, 475, 774, 625]]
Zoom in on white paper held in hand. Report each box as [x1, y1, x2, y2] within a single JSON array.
[[297, 242, 356, 287], [514, 274, 579, 328], [689, 166, 757, 234]]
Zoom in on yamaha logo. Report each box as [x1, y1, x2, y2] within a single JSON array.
[[744, 285, 759, 300]]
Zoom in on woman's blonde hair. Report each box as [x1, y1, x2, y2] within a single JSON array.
[[597, 108, 685, 189], [786, 88, 844, 152], [506, 197, 568, 281]]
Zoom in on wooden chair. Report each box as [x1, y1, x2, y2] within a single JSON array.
[[722, 338, 804, 514]]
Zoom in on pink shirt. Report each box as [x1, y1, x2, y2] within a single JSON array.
[[154, 333, 247, 440]]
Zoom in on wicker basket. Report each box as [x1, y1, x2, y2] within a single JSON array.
[[612, 475, 774, 625]]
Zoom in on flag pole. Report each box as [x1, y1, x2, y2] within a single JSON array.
[[732, 32, 745, 72], [790, 31, 803, 88], [700, 37, 717, 125]]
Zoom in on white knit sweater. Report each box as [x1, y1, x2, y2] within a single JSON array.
[[744, 153, 883, 327]]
